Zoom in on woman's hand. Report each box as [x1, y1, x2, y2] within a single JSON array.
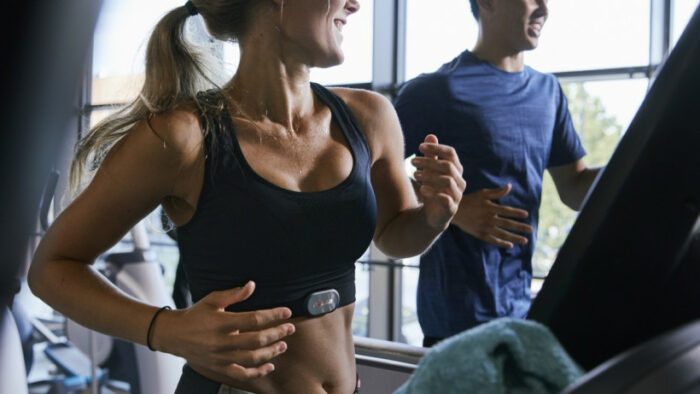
[[411, 134, 467, 231], [152, 281, 295, 380]]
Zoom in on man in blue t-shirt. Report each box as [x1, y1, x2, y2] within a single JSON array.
[[394, 0, 603, 347]]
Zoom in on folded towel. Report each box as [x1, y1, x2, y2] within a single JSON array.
[[395, 318, 583, 394]]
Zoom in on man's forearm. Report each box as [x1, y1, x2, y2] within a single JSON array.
[[566, 166, 603, 210]]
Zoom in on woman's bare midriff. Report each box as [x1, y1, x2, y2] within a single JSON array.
[[191, 303, 357, 394]]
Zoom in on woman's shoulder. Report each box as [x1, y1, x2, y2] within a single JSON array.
[[329, 87, 391, 113], [143, 102, 205, 164], [328, 87, 403, 162], [328, 87, 396, 130]]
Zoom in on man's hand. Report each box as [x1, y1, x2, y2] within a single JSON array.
[[411, 134, 467, 231], [452, 184, 534, 248]]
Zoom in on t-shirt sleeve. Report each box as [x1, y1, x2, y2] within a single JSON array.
[[393, 75, 444, 159], [548, 82, 587, 167]]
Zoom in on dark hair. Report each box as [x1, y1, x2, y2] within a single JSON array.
[[469, 0, 479, 20]]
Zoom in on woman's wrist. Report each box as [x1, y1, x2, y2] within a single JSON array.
[[148, 306, 177, 353], [418, 204, 450, 233]]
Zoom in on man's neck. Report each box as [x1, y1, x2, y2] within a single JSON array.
[[472, 37, 525, 73]]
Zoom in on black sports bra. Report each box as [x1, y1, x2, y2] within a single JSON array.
[[176, 83, 377, 317]]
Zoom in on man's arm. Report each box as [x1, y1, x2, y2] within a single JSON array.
[[412, 179, 533, 249], [450, 184, 534, 248], [548, 158, 603, 211]]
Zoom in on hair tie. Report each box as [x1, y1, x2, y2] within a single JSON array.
[[184, 1, 199, 16]]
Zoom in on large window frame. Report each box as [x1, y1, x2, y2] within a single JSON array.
[[78, 0, 690, 344]]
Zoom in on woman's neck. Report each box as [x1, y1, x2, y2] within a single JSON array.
[[222, 27, 316, 132]]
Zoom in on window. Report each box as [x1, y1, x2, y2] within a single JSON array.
[[527, 0, 650, 72], [191, 1, 375, 87], [401, 259, 421, 346], [672, 0, 700, 47], [311, 0, 374, 85], [405, 0, 651, 79], [535, 79, 649, 279], [353, 262, 371, 337], [93, 0, 373, 101], [92, 0, 184, 105], [405, 0, 477, 80], [89, 108, 118, 129]]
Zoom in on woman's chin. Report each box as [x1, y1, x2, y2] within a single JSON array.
[[313, 52, 344, 69]]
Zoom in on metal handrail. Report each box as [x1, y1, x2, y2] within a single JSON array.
[[354, 335, 427, 373]]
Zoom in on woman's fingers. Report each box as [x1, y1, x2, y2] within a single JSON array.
[[216, 341, 289, 368], [223, 362, 276, 380], [412, 156, 463, 179], [201, 281, 257, 309], [418, 141, 463, 173], [412, 159, 466, 194], [413, 172, 464, 198], [175, 284, 297, 378], [183, 309, 294, 380], [217, 307, 293, 332], [219, 323, 296, 350], [411, 139, 466, 230]]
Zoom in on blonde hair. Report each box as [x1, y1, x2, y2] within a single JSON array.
[[70, 0, 260, 195]]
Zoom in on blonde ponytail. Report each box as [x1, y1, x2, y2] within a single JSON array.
[[70, 4, 219, 195]]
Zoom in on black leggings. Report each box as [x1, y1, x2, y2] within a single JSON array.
[[175, 365, 220, 394], [175, 364, 360, 394]]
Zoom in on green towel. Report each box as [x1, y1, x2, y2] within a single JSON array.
[[395, 318, 584, 394]]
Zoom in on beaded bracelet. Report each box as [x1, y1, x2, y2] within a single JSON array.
[[146, 305, 171, 351]]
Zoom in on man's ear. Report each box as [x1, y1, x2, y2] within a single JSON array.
[[476, 0, 494, 15]]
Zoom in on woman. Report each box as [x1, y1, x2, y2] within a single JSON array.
[[28, 0, 466, 393]]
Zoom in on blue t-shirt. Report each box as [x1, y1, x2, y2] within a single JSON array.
[[394, 50, 586, 338]]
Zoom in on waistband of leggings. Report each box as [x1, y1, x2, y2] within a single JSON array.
[[176, 364, 361, 393]]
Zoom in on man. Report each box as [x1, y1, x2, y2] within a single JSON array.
[[394, 0, 602, 347]]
